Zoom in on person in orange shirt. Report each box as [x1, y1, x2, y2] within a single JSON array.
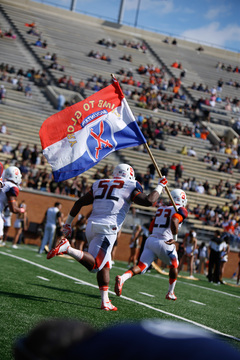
[[139, 93, 147, 103], [127, 77, 134, 86], [200, 128, 209, 140], [171, 61, 179, 68], [173, 85, 180, 94]]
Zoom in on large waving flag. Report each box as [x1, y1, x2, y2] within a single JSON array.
[[39, 78, 146, 181]]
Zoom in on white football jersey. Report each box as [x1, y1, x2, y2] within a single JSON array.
[[89, 178, 142, 230], [151, 205, 182, 241], [0, 180, 19, 214]]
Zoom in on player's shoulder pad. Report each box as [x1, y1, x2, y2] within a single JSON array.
[[135, 181, 143, 193], [7, 186, 19, 197], [178, 207, 188, 219]]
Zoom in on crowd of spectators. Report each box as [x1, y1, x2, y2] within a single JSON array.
[[120, 39, 147, 53], [97, 38, 117, 48], [0, 62, 49, 88], [88, 50, 111, 63], [0, 27, 16, 39], [216, 62, 240, 73]]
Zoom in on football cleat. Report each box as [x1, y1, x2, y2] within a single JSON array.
[[47, 239, 70, 259], [115, 275, 123, 296], [101, 301, 117, 311], [166, 292, 177, 301]]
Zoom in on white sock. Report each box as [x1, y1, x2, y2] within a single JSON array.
[[168, 279, 177, 293], [121, 270, 133, 284], [68, 247, 84, 261], [99, 286, 109, 303]]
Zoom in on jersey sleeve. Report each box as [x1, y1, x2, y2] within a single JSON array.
[[172, 207, 188, 224], [6, 186, 19, 198], [130, 181, 143, 201]]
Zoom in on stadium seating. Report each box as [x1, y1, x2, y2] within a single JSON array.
[[0, 0, 239, 246]]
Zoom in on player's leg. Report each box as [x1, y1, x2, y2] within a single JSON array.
[[159, 241, 178, 300], [115, 244, 154, 296], [47, 237, 95, 269], [0, 217, 5, 246], [97, 265, 117, 311]]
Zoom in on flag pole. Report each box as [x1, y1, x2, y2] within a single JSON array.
[[144, 143, 178, 212], [110, 73, 178, 211]]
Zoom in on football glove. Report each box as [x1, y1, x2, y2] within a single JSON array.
[[158, 176, 168, 187], [63, 224, 72, 238]]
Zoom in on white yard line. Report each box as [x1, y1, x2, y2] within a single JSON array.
[[36, 276, 50, 281], [1, 252, 240, 342], [139, 292, 155, 297], [189, 300, 206, 306]]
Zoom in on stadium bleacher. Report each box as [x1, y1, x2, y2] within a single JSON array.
[[0, 0, 239, 247]]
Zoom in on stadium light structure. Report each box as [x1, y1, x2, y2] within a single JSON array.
[[70, 0, 76, 11], [134, 0, 141, 27], [118, 0, 126, 24]]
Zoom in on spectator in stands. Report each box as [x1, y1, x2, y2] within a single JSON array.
[[2, 141, 12, 154], [11, 142, 22, 161], [22, 144, 31, 162], [0, 122, 10, 134], [195, 182, 205, 194], [0, 84, 6, 103], [25, 83, 32, 98], [161, 164, 168, 177], [187, 147, 197, 157], [35, 37, 42, 47], [57, 94, 65, 110], [203, 152, 211, 163], [189, 177, 197, 191], [173, 162, 183, 183]]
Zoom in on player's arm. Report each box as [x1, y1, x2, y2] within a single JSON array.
[[165, 207, 188, 245], [6, 187, 24, 214], [63, 190, 94, 238], [132, 177, 168, 206]]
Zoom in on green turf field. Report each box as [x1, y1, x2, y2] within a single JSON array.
[[0, 243, 240, 359]]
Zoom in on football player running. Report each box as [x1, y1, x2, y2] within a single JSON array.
[[47, 163, 168, 311], [115, 188, 188, 301], [0, 166, 25, 246]]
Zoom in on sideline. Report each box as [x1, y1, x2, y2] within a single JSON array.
[[1, 251, 240, 342]]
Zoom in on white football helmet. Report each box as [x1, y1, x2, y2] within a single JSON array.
[[113, 163, 135, 180], [3, 166, 22, 186], [171, 188, 187, 207]]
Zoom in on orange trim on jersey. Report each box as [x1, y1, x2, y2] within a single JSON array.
[[8, 200, 16, 203], [172, 213, 183, 223], [131, 191, 141, 202], [104, 261, 110, 269]]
